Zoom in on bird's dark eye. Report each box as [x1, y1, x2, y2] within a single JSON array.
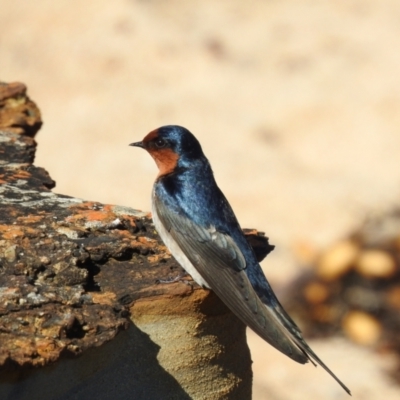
[[154, 138, 167, 148]]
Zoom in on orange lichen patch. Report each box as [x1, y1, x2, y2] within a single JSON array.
[[157, 244, 170, 254], [85, 210, 112, 222], [65, 213, 86, 223], [147, 251, 171, 263], [91, 292, 117, 305], [40, 324, 63, 340], [0, 178, 6, 184], [111, 229, 132, 239], [0, 224, 41, 240], [16, 215, 44, 224], [138, 236, 156, 245], [66, 203, 116, 225], [35, 338, 60, 361], [130, 236, 161, 255], [147, 255, 160, 263], [12, 338, 33, 354], [22, 227, 41, 236], [0, 225, 25, 239], [121, 215, 137, 229], [12, 170, 31, 179], [102, 204, 114, 213]]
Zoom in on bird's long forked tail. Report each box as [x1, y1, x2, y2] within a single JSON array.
[[209, 261, 352, 396], [270, 301, 352, 396]]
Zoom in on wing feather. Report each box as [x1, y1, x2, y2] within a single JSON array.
[[154, 195, 308, 363], [154, 195, 352, 395]]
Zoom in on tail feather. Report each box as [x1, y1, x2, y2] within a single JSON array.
[[271, 302, 352, 396]]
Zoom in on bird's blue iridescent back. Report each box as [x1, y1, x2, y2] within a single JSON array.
[[154, 155, 275, 302]]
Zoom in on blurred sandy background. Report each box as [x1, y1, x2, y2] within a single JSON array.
[[2, 0, 400, 398]]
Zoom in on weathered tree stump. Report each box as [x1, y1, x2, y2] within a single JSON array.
[[0, 82, 273, 400]]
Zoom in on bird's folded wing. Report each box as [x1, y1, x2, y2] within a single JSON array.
[[154, 197, 352, 395], [154, 196, 309, 363]]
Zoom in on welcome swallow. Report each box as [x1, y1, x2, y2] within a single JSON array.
[[130, 125, 350, 395]]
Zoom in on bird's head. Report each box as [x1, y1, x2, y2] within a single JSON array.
[[130, 125, 204, 176]]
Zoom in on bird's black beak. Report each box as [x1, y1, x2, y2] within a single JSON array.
[[129, 141, 145, 148]]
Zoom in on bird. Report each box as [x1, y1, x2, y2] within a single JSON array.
[[130, 125, 351, 395]]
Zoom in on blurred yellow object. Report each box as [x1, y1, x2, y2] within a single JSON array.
[[303, 282, 329, 304], [317, 240, 359, 281], [355, 250, 396, 279], [342, 311, 382, 346]]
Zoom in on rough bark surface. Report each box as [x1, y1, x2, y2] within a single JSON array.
[[0, 82, 274, 399]]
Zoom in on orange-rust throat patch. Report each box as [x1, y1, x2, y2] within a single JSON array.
[[148, 148, 179, 177]]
